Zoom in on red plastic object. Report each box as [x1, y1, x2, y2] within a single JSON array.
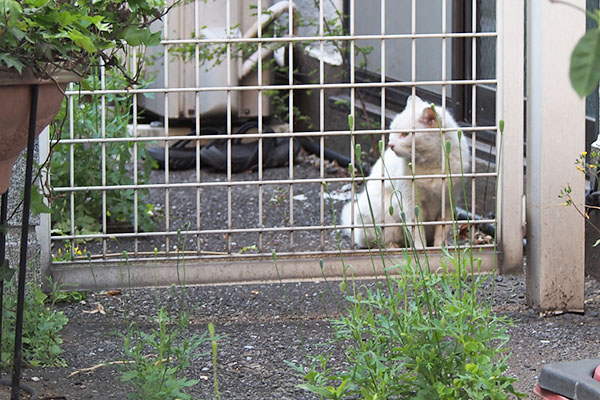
[[595, 364, 600, 382], [533, 384, 572, 400]]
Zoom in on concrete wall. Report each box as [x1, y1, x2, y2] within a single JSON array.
[[4, 147, 42, 285], [355, 0, 454, 94]]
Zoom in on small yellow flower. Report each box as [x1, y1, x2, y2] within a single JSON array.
[[576, 165, 585, 172], [590, 164, 596, 169], [582, 151, 588, 156]]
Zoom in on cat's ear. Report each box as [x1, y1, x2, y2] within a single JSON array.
[[420, 107, 439, 128]]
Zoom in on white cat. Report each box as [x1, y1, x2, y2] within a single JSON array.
[[341, 95, 471, 248]]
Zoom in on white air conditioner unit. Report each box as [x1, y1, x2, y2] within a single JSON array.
[[141, 0, 276, 120]]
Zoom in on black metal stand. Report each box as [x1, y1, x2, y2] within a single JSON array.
[[0, 192, 7, 373], [0, 84, 39, 400]]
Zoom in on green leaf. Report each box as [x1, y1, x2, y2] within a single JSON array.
[[81, 15, 109, 32], [0, 53, 25, 73], [55, 10, 78, 27], [119, 26, 152, 46], [146, 31, 162, 47], [0, 0, 22, 18], [120, 370, 138, 382], [68, 30, 97, 53], [465, 363, 479, 373], [30, 0, 49, 7], [0, 260, 15, 281], [570, 28, 600, 97], [297, 383, 337, 398], [593, 238, 600, 247], [29, 186, 51, 216], [464, 341, 483, 353]]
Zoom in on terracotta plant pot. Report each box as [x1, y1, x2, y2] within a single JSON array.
[[0, 68, 76, 194]]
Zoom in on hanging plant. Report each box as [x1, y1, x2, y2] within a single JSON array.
[[0, 0, 179, 82]]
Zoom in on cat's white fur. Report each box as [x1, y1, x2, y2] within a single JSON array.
[[341, 95, 471, 248]]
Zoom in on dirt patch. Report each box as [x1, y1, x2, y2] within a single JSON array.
[[2, 274, 599, 399]]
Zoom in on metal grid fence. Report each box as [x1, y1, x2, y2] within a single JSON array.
[[41, 0, 522, 288]]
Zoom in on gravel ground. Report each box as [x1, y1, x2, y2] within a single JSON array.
[[84, 151, 358, 257], [3, 273, 600, 400]]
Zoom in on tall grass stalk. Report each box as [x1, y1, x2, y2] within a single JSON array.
[[208, 322, 221, 400]]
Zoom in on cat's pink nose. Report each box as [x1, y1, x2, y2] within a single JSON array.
[[388, 143, 395, 150]]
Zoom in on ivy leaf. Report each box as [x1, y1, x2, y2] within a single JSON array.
[[570, 28, 600, 98], [54, 10, 78, 27], [146, 31, 162, 47], [81, 15, 109, 32], [68, 30, 97, 53], [119, 26, 151, 46]]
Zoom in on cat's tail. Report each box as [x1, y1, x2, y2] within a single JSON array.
[[340, 200, 353, 239], [341, 198, 372, 248]]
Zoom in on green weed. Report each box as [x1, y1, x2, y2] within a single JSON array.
[[119, 304, 208, 400], [49, 67, 157, 237], [118, 227, 218, 400], [291, 115, 523, 399], [44, 278, 88, 305], [1, 280, 68, 368]]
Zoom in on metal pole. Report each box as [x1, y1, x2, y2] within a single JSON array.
[[0, 191, 8, 375], [11, 84, 39, 400]]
